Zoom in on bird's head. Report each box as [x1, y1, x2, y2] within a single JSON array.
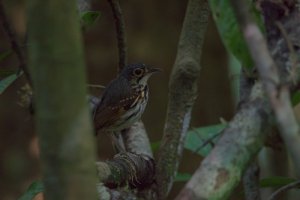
[[121, 63, 161, 86]]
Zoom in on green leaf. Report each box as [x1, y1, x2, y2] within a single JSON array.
[[18, 181, 44, 200], [260, 177, 297, 188], [228, 53, 241, 105], [0, 50, 13, 61], [151, 141, 161, 153], [292, 91, 300, 106], [0, 69, 17, 78], [185, 124, 226, 157], [175, 172, 192, 182], [80, 11, 101, 27], [209, 0, 264, 70], [0, 73, 20, 95]]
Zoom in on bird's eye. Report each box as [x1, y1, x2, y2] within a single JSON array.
[[133, 68, 143, 77]]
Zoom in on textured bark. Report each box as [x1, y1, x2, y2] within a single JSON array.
[[96, 122, 155, 190], [155, 0, 210, 199], [231, 0, 300, 177], [27, 0, 97, 199], [96, 183, 137, 200], [176, 83, 271, 200], [243, 162, 261, 200], [240, 76, 261, 200], [122, 121, 153, 157], [259, 0, 300, 176], [96, 152, 154, 189], [176, 1, 300, 199]]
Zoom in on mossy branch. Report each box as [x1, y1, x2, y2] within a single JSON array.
[[177, 1, 300, 199], [155, 0, 210, 199], [96, 152, 155, 189], [176, 83, 271, 199], [231, 0, 300, 177]]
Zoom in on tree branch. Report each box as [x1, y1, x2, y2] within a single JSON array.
[[122, 121, 153, 157], [241, 72, 261, 200], [0, 0, 32, 87], [243, 161, 261, 200], [231, 0, 300, 177], [155, 0, 210, 199], [96, 182, 140, 200], [107, 0, 127, 71], [176, 83, 272, 199], [96, 152, 155, 189], [176, 1, 300, 199]]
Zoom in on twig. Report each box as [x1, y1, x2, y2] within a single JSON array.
[[268, 180, 300, 200], [194, 131, 220, 154], [107, 0, 127, 71], [230, 0, 300, 177], [87, 84, 105, 89], [0, 1, 32, 87]]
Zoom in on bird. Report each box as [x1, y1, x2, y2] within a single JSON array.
[[93, 63, 160, 150]]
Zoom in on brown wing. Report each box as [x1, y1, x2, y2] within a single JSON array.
[[93, 77, 139, 133], [94, 94, 140, 132], [94, 103, 125, 131]]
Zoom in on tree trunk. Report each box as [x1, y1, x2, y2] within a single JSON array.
[[27, 0, 98, 199]]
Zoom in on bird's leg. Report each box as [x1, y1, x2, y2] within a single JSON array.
[[110, 131, 126, 153]]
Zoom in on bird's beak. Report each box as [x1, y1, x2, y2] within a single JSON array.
[[148, 67, 162, 74]]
